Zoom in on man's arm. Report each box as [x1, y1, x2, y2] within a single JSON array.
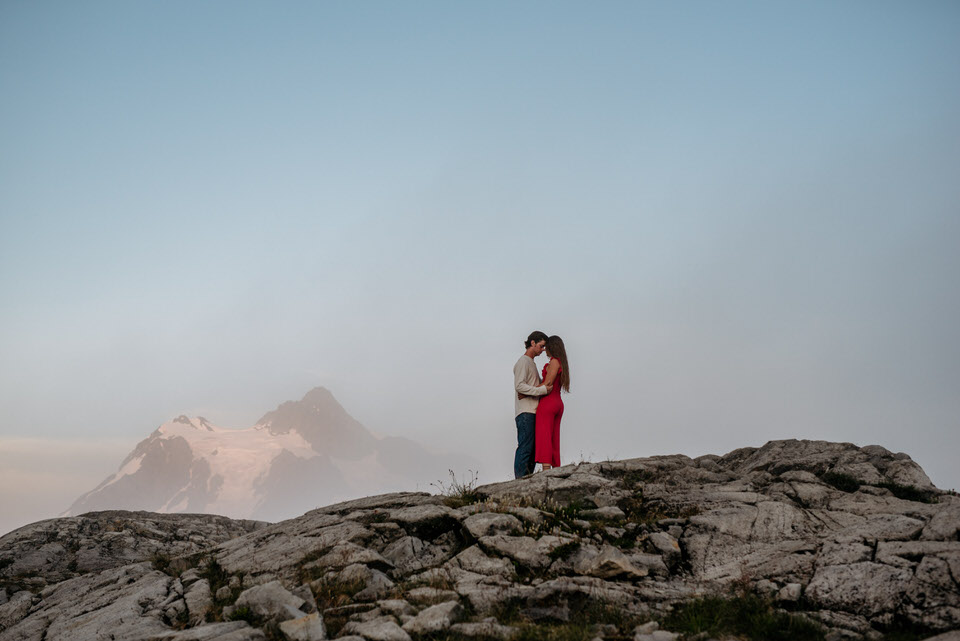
[[514, 362, 551, 396]]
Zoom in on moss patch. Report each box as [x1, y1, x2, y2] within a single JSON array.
[[662, 593, 825, 641]]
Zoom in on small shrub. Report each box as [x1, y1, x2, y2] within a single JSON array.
[[875, 482, 938, 504], [200, 556, 242, 622], [226, 605, 261, 625], [617, 494, 645, 521], [548, 540, 581, 561], [819, 472, 861, 493], [312, 577, 366, 610], [151, 554, 173, 576], [200, 557, 231, 594], [169, 607, 190, 630], [489, 597, 526, 625], [608, 528, 641, 550]]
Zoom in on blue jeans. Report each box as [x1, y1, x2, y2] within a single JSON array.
[[514, 412, 536, 478]]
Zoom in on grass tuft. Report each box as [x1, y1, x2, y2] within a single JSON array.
[[433, 469, 481, 508]]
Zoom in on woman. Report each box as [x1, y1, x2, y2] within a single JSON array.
[[534, 335, 570, 470]]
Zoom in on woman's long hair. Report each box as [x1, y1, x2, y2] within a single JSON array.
[[546, 335, 570, 393]]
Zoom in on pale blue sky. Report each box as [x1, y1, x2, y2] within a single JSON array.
[[2, 1, 959, 534]]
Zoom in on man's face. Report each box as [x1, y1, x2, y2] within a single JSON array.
[[532, 340, 547, 356]]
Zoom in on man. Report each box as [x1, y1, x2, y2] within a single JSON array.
[[513, 330, 552, 478]]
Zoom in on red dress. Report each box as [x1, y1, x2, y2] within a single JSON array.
[[535, 359, 564, 467]]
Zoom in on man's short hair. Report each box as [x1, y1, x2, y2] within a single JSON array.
[[525, 331, 549, 349]]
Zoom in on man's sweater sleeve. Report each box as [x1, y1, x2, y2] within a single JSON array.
[[514, 361, 549, 396]]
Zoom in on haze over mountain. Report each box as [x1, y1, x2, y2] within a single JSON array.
[[64, 387, 475, 522]]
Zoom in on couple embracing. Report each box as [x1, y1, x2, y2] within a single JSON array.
[[512, 331, 571, 478]]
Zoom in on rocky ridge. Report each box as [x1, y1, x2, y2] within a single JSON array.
[[2, 439, 958, 641]]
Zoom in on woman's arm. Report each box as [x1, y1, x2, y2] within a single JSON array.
[[541, 359, 561, 388]]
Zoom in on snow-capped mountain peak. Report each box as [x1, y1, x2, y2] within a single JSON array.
[[64, 387, 475, 522]]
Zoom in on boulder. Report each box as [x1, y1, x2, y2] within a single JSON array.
[[147, 622, 267, 640], [388, 505, 460, 539], [225, 580, 306, 622], [806, 562, 914, 618], [581, 506, 626, 521], [0, 590, 34, 631], [401, 601, 463, 634], [647, 532, 681, 566], [921, 501, 960, 541], [278, 612, 327, 641], [377, 599, 416, 616], [462, 512, 523, 539], [381, 534, 457, 574], [341, 618, 412, 641], [184, 578, 213, 624], [336, 564, 395, 601], [778, 583, 803, 602], [634, 631, 680, 641], [1, 563, 174, 641], [575, 545, 648, 580], [449, 619, 518, 639], [0, 511, 265, 588], [304, 541, 393, 572], [405, 586, 460, 605], [477, 535, 567, 570], [447, 545, 516, 578]]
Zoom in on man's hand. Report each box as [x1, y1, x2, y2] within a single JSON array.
[[518, 386, 552, 400]]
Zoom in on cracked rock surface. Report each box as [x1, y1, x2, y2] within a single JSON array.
[[1, 439, 958, 640]]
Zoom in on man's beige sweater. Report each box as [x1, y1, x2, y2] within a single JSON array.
[[514, 355, 549, 417]]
